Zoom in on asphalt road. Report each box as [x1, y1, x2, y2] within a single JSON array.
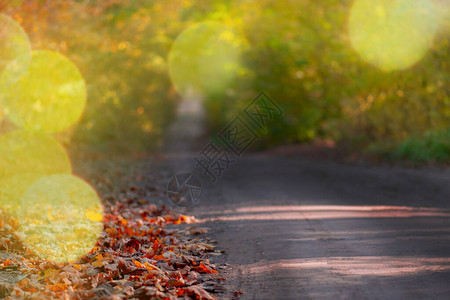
[[192, 157, 450, 299], [165, 101, 450, 299]]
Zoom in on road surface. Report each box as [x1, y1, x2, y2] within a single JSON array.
[[164, 100, 450, 299], [192, 157, 450, 299]]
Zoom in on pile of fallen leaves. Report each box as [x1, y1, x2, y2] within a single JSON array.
[[0, 200, 224, 299]]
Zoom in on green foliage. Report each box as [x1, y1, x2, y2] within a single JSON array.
[[3, 0, 184, 152], [196, 0, 450, 162], [390, 128, 450, 163], [2, 0, 449, 161]]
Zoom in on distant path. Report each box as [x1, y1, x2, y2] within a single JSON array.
[[164, 101, 450, 299]]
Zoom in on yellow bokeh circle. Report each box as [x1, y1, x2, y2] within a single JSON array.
[[18, 174, 104, 263], [0, 13, 31, 86], [0, 50, 87, 133], [348, 0, 438, 71], [0, 130, 72, 210], [168, 21, 242, 98]]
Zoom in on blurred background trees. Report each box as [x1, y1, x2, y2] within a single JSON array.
[[1, 0, 448, 162]]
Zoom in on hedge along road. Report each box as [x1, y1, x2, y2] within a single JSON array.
[[164, 100, 450, 300]]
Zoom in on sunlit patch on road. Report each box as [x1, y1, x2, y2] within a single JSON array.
[[199, 205, 450, 222], [245, 256, 450, 277]]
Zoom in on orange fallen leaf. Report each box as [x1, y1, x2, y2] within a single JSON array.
[[1, 189, 223, 299], [3, 259, 12, 267], [133, 260, 145, 268], [48, 283, 68, 292], [92, 261, 104, 267], [167, 278, 185, 287], [152, 238, 160, 252], [194, 263, 218, 274], [24, 287, 39, 293], [144, 262, 160, 271]]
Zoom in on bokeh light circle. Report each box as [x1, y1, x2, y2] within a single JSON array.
[[348, 0, 438, 71], [18, 174, 104, 263], [0, 50, 87, 133], [0, 13, 31, 86], [0, 130, 72, 210], [168, 21, 242, 98]]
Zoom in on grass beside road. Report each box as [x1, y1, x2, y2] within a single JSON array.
[[390, 128, 450, 163]]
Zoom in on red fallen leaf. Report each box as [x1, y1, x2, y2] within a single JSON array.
[[177, 288, 187, 296], [91, 273, 107, 288], [124, 225, 135, 236], [167, 278, 185, 287], [154, 227, 164, 235], [2, 191, 222, 299], [185, 286, 216, 300], [143, 270, 159, 280], [152, 238, 160, 252], [134, 286, 166, 298], [118, 258, 138, 274], [185, 227, 209, 235], [194, 263, 218, 274], [186, 270, 200, 282], [153, 255, 166, 261], [164, 215, 175, 223], [181, 255, 196, 266], [143, 251, 155, 259], [105, 227, 117, 236], [124, 237, 141, 253], [104, 262, 119, 272]]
